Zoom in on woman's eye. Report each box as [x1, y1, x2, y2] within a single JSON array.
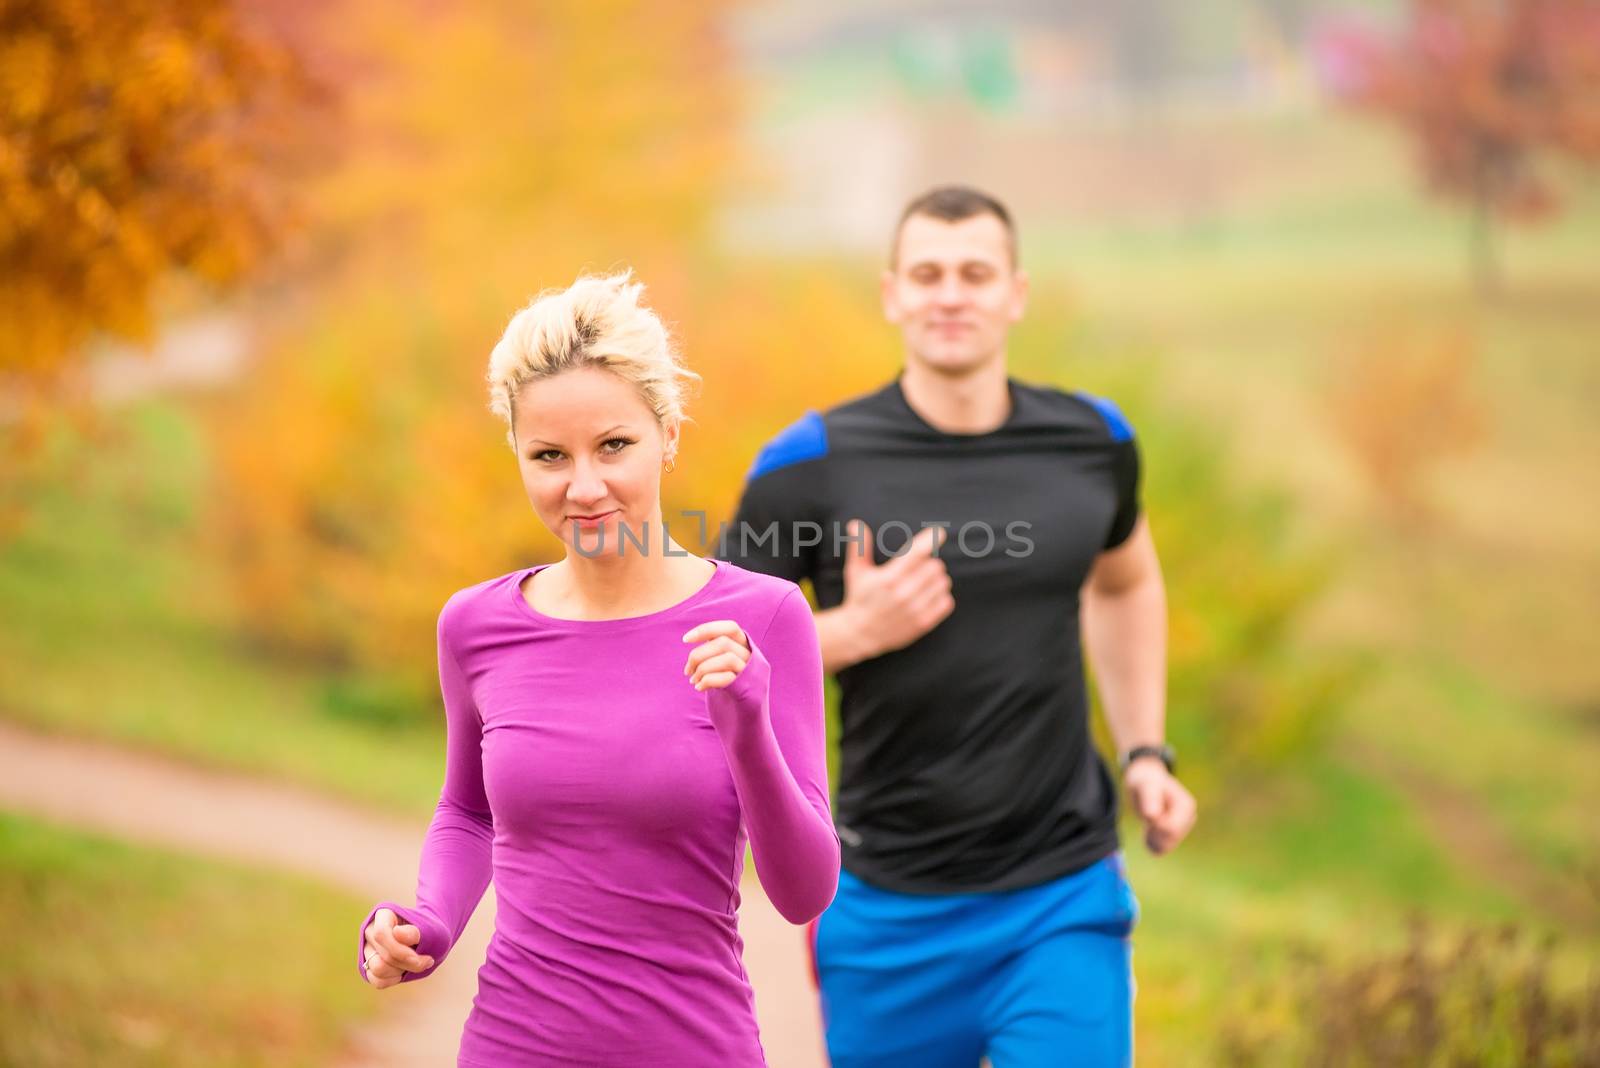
[[602, 437, 634, 453], [533, 450, 562, 462]]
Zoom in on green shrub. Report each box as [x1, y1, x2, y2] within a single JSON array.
[[1220, 921, 1600, 1066]]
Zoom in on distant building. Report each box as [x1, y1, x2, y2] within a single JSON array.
[[718, 0, 1384, 252]]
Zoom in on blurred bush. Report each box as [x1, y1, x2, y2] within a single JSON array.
[[1021, 295, 1362, 798], [1326, 327, 1486, 524], [1220, 920, 1600, 1066], [203, 0, 890, 707], [206, 258, 888, 707], [196, 2, 1357, 789], [1098, 373, 1360, 800]]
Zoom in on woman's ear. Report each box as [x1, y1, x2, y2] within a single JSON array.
[[662, 419, 681, 463]]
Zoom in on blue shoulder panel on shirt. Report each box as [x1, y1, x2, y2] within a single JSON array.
[[747, 411, 829, 481], [1075, 392, 1135, 443]]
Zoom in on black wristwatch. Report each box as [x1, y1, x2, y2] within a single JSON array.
[[1120, 744, 1177, 775]]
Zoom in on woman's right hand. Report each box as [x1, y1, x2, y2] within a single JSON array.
[[361, 907, 435, 988]]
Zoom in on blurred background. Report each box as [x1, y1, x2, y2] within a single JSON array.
[[2, 0, 1597, 1064]]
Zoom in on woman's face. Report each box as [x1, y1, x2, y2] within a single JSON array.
[[511, 366, 677, 557]]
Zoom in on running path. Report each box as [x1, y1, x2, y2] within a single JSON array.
[[0, 721, 827, 1067]]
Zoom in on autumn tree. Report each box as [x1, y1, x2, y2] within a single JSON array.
[[205, 0, 760, 703], [1325, 0, 1600, 293], [0, 0, 331, 382], [1326, 328, 1485, 523]]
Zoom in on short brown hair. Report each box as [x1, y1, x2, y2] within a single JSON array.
[[891, 185, 1016, 267]]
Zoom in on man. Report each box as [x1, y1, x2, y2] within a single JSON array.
[[720, 186, 1196, 1067]]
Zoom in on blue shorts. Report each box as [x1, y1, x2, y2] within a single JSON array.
[[812, 853, 1138, 1068]]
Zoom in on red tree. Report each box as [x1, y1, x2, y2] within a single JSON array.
[[1321, 0, 1600, 293]]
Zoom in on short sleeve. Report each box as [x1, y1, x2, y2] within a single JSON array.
[[1075, 392, 1141, 550], [720, 413, 830, 585], [1105, 435, 1142, 549]]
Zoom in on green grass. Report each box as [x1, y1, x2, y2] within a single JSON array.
[[1124, 739, 1598, 1064], [0, 811, 380, 1067], [1343, 657, 1600, 919], [0, 401, 443, 817]]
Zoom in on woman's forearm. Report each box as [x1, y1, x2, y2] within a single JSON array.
[[706, 588, 839, 923], [357, 622, 495, 983], [715, 691, 840, 923]]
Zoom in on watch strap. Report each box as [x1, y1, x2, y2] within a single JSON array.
[[1120, 743, 1176, 774]]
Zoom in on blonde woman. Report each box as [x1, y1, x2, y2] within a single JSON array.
[[356, 273, 839, 1066]]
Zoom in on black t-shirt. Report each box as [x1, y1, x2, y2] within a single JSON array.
[[720, 376, 1141, 893]]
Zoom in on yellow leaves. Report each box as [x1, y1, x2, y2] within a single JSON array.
[[73, 182, 116, 236], [0, 0, 332, 380], [203, 1, 765, 692], [134, 30, 197, 109], [0, 32, 54, 122]]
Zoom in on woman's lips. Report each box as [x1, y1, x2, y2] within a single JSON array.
[[568, 510, 618, 528]]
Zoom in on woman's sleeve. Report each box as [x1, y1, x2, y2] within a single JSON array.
[[705, 586, 840, 924], [356, 611, 494, 983]]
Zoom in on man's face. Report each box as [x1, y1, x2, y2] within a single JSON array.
[[882, 213, 1028, 377]]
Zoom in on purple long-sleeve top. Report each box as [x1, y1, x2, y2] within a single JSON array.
[[357, 558, 839, 1066]]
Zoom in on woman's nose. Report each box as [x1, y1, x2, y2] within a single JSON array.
[[565, 463, 607, 506]]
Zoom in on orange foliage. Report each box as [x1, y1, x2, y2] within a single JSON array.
[[0, 0, 333, 379], [1326, 328, 1486, 523], [207, 2, 894, 704]]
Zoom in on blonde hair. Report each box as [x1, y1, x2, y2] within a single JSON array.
[[486, 271, 699, 447]]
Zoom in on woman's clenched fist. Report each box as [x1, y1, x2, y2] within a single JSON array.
[[361, 907, 435, 989]]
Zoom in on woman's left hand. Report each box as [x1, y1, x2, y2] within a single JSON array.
[[682, 620, 751, 691]]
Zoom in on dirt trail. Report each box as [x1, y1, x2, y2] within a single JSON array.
[[0, 722, 826, 1067], [1352, 739, 1598, 932]]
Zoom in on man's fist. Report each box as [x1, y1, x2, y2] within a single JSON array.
[[1124, 760, 1196, 856], [840, 519, 955, 659]]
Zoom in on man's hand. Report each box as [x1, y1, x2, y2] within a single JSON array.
[[834, 519, 954, 663], [1124, 758, 1196, 856]]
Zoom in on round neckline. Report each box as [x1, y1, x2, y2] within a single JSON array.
[[892, 374, 1020, 441], [510, 557, 727, 629]]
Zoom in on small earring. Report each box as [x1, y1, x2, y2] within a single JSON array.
[[664, 458, 676, 474]]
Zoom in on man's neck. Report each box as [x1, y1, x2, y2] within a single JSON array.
[[899, 358, 1012, 435]]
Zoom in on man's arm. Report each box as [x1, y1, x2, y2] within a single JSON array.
[[1082, 517, 1167, 755], [1082, 516, 1196, 855], [815, 604, 879, 676]]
